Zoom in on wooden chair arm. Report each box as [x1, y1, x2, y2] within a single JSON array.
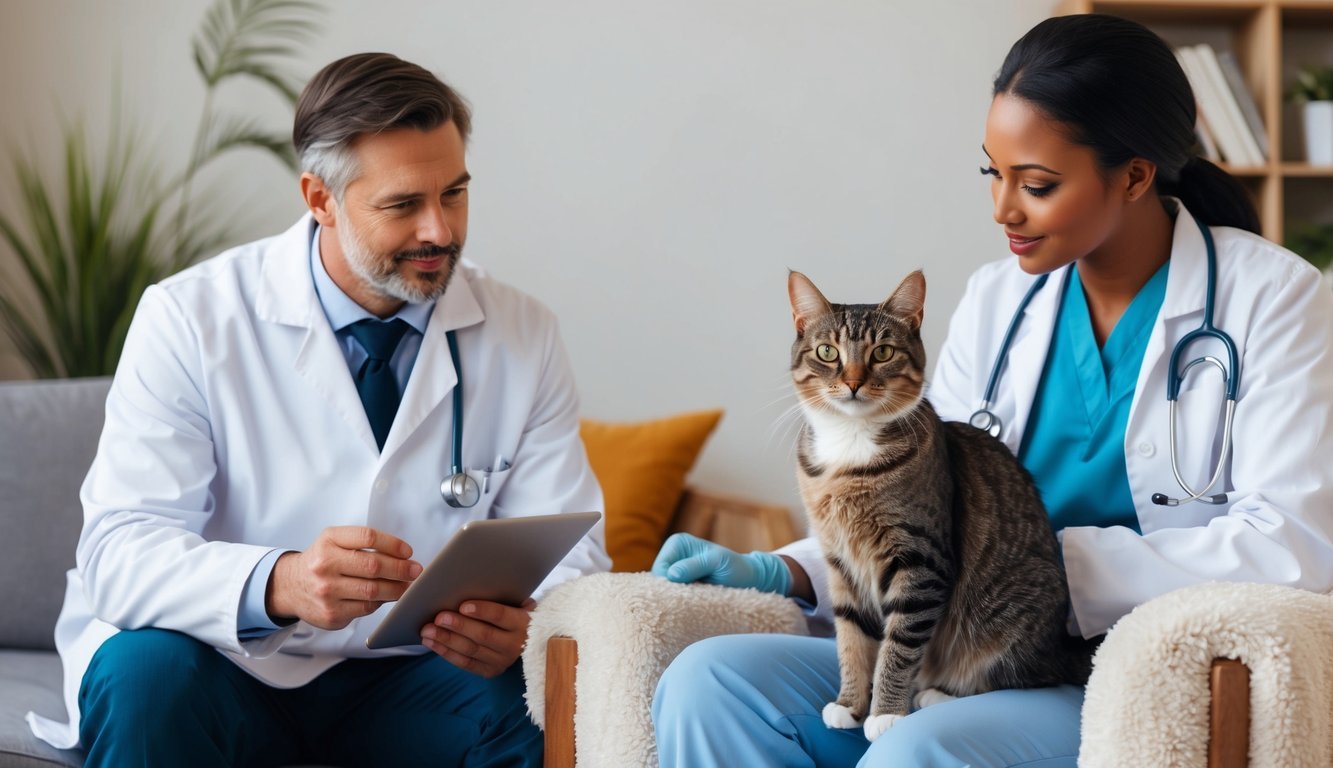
[[544, 635, 578, 768], [1209, 657, 1250, 768]]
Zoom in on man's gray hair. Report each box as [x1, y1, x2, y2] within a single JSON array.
[[293, 52, 472, 200]]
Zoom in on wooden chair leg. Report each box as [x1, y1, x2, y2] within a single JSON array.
[[1208, 658, 1250, 768], [544, 636, 579, 768]]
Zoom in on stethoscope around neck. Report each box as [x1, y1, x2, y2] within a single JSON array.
[[969, 216, 1239, 507], [439, 330, 481, 508]]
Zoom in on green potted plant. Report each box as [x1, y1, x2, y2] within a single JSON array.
[[1287, 222, 1333, 285], [0, 0, 321, 379], [1289, 64, 1333, 166]]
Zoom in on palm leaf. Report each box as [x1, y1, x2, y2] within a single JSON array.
[[1, 0, 319, 378], [192, 0, 320, 104], [190, 113, 297, 173]]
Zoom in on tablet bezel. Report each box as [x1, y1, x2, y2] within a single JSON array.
[[365, 511, 601, 650]]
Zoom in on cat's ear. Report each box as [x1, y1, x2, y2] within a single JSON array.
[[788, 271, 833, 334], [880, 270, 926, 330]]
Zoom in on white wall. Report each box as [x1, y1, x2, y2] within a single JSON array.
[[0, 0, 1056, 514]]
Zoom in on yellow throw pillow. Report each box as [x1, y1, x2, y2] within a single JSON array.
[[580, 409, 723, 572]]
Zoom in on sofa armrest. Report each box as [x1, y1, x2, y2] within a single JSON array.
[[523, 572, 808, 768], [1080, 581, 1333, 768]]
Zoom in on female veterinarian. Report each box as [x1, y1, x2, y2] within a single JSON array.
[[650, 13, 1333, 768]]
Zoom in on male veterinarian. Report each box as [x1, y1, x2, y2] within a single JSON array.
[[28, 52, 608, 766]]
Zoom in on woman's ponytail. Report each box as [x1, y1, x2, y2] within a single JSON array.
[[1164, 157, 1261, 235]]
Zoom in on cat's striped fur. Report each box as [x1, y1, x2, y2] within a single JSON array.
[[788, 269, 1092, 742]]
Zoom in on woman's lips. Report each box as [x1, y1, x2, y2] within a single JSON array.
[[1007, 233, 1044, 256]]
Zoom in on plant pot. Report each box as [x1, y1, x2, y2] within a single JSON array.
[[1304, 101, 1333, 166]]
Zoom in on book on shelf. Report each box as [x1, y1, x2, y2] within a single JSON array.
[[1183, 44, 1265, 167], [1215, 49, 1269, 162], [1194, 104, 1222, 163]]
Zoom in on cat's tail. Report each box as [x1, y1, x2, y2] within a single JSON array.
[[1063, 633, 1103, 686]]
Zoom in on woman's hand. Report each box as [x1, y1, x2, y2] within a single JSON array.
[[650, 532, 792, 596]]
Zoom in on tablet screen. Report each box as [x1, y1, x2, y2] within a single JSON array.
[[365, 511, 600, 649]]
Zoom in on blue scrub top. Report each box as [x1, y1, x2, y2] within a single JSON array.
[[1018, 262, 1170, 534]]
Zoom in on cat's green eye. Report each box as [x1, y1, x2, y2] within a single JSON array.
[[815, 344, 839, 363], [872, 344, 896, 363]]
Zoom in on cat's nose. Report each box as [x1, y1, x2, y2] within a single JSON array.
[[845, 380, 864, 395]]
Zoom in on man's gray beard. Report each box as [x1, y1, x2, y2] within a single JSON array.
[[338, 221, 457, 304]]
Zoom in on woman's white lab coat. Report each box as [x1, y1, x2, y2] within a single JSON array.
[[779, 202, 1333, 640], [29, 215, 609, 749]]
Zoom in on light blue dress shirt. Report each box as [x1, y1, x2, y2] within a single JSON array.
[[1019, 262, 1170, 534], [238, 227, 436, 635]]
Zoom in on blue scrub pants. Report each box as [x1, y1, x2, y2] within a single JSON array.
[[77, 628, 542, 767], [652, 634, 1084, 768]]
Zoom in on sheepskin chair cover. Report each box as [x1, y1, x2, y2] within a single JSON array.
[[1080, 581, 1333, 768], [523, 571, 809, 768]]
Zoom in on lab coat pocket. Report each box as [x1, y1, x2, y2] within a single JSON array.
[[477, 464, 514, 502]]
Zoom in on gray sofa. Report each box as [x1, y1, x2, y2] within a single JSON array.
[[0, 377, 107, 768]]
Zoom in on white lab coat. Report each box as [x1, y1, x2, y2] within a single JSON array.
[[29, 215, 610, 749], [779, 202, 1333, 641]]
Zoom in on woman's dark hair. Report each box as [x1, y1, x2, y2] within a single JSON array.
[[994, 14, 1261, 234]]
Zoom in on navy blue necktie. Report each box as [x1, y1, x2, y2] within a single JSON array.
[[348, 319, 411, 450]]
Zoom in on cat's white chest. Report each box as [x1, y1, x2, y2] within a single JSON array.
[[804, 408, 882, 468]]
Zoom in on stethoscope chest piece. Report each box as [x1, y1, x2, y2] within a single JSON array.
[[441, 471, 480, 508], [968, 407, 1003, 438]]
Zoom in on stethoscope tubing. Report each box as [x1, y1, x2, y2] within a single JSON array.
[[969, 215, 1239, 507]]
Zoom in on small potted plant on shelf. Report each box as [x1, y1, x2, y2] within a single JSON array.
[[1287, 221, 1333, 288], [1289, 64, 1333, 166]]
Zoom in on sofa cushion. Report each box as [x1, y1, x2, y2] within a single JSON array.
[[0, 378, 110, 650], [0, 650, 82, 767]]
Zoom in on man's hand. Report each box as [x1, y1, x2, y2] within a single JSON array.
[[420, 599, 535, 678], [267, 526, 422, 630]]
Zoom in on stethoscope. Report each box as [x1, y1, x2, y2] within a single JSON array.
[[439, 330, 481, 508], [969, 216, 1238, 507]]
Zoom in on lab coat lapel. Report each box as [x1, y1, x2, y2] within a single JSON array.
[[1001, 266, 1067, 451], [380, 269, 485, 459], [1127, 204, 1210, 423], [256, 215, 379, 451]]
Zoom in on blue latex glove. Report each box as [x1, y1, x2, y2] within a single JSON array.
[[650, 532, 792, 596]]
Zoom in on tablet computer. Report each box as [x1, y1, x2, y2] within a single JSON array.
[[365, 511, 601, 649]]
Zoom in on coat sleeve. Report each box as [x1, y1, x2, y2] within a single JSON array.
[[1062, 257, 1333, 637], [489, 314, 611, 595], [77, 285, 275, 653], [927, 267, 988, 424]]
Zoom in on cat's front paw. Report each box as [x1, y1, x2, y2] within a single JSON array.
[[822, 702, 862, 729], [863, 713, 904, 741], [913, 688, 956, 709]]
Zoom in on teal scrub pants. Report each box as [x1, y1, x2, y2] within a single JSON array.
[[77, 628, 542, 767], [652, 634, 1084, 768]]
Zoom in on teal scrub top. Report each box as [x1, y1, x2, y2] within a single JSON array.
[[1018, 262, 1170, 534]]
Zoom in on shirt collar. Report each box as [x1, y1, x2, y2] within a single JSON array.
[[309, 225, 435, 335]]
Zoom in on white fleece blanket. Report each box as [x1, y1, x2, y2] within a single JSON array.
[[523, 572, 809, 768], [1081, 581, 1333, 768]]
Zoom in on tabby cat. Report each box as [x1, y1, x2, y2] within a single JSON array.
[[788, 269, 1092, 742]]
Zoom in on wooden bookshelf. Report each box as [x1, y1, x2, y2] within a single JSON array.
[[1057, 0, 1333, 246]]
